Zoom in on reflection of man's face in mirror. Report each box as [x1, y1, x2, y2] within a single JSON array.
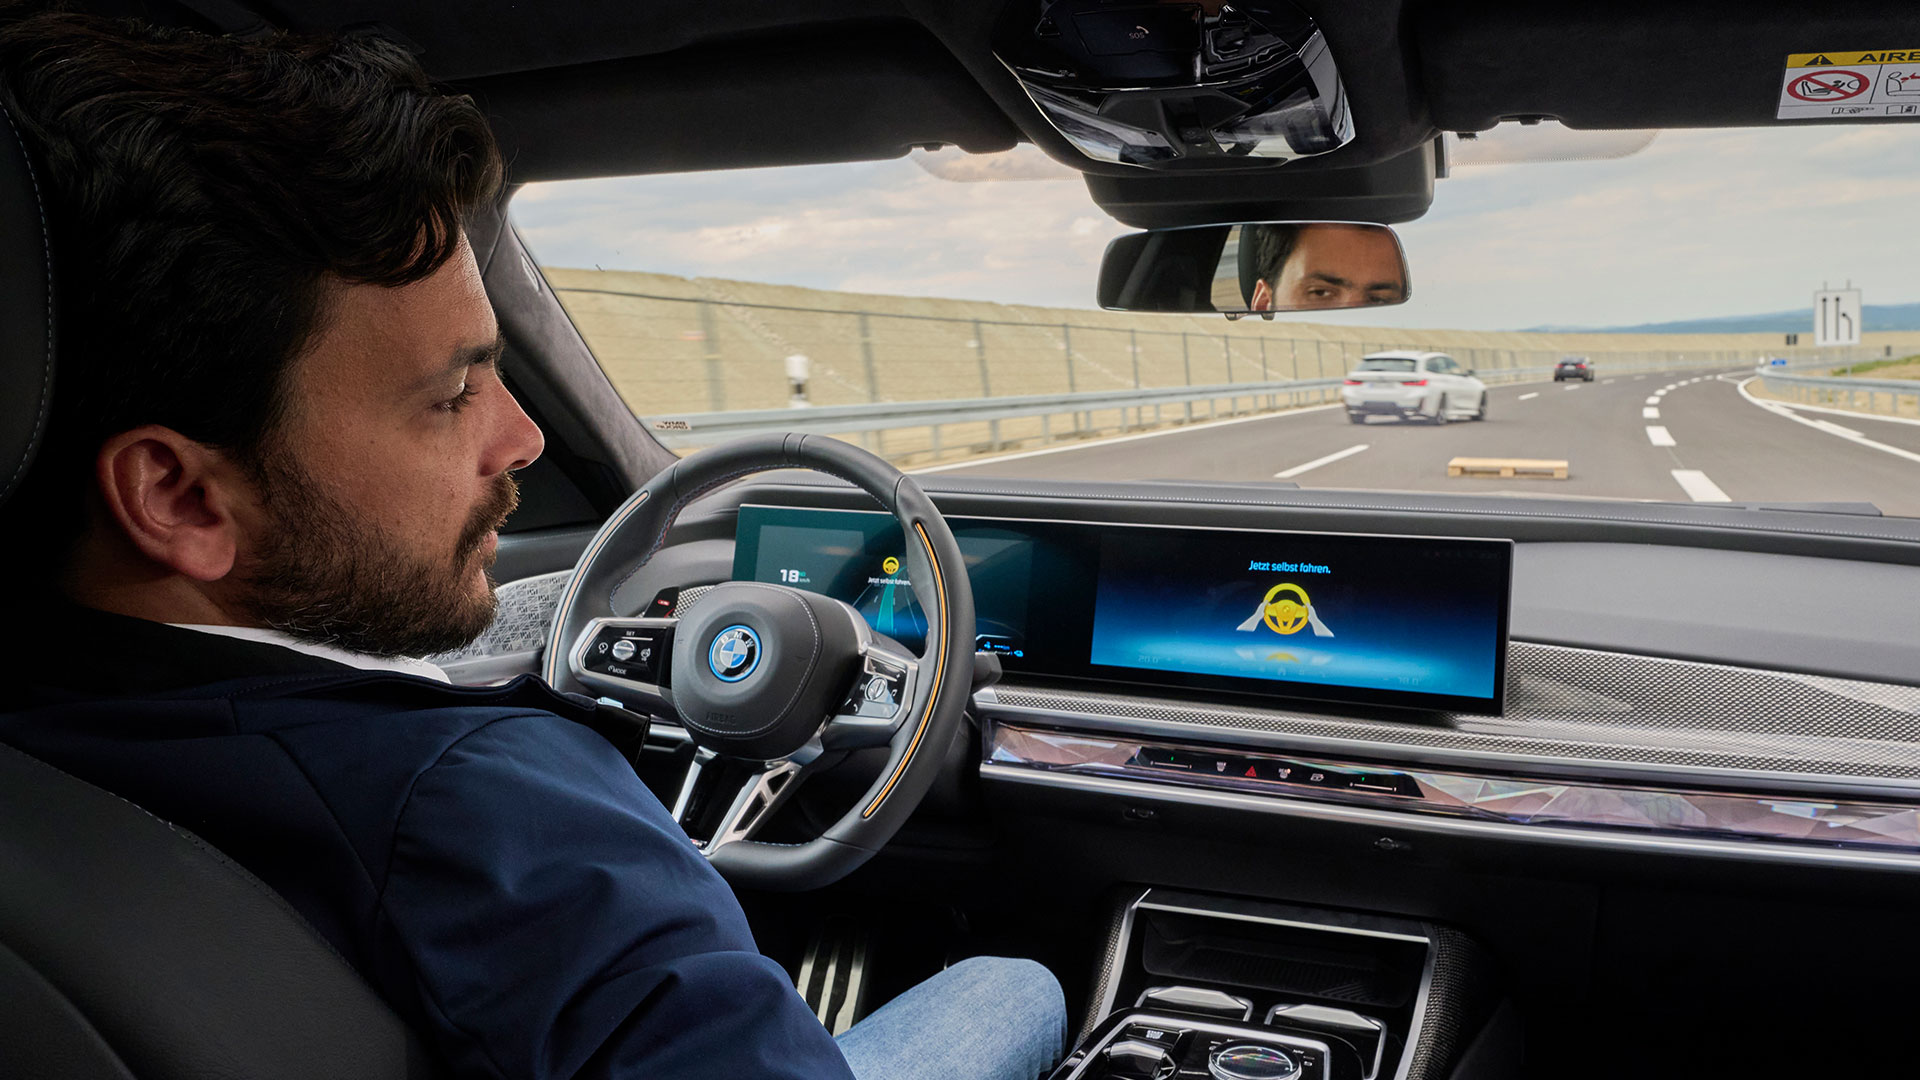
[[1248, 224, 1407, 311]]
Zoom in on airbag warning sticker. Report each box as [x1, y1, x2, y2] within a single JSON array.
[[1779, 51, 1920, 119]]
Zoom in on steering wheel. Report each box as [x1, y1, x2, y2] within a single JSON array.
[[542, 434, 974, 892]]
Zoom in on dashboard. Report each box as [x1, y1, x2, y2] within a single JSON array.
[[469, 475, 1920, 873], [731, 505, 1512, 715]]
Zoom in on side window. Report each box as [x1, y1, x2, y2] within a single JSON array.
[[1427, 356, 1452, 374]]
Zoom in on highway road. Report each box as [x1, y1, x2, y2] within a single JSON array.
[[929, 369, 1920, 518]]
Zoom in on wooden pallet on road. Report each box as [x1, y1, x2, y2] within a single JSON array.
[[1447, 456, 1569, 480]]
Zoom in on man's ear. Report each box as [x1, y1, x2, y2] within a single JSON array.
[[94, 425, 243, 582], [1249, 279, 1275, 312]]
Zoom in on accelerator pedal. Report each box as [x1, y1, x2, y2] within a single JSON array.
[[796, 917, 874, 1035]]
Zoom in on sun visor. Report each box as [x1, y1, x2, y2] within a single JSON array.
[[1418, 0, 1920, 131]]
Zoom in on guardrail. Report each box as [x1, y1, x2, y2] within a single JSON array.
[[1755, 366, 1920, 419], [649, 361, 1693, 457]]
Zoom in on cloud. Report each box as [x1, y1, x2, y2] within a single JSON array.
[[516, 159, 1131, 308], [513, 126, 1920, 328]]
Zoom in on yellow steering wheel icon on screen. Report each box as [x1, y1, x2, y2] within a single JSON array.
[[1261, 583, 1312, 636]]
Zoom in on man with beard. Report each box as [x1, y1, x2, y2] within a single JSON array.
[[0, 9, 1064, 1080]]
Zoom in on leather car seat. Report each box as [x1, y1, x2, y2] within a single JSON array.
[[0, 108, 436, 1079]]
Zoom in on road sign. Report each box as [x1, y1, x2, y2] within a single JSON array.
[[1813, 288, 1862, 347], [1770, 358, 1788, 366]]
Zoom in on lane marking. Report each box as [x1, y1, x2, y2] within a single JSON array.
[[1810, 418, 1864, 438], [917, 371, 1573, 475], [914, 401, 1342, 473], [1643, 407, 1660, 419], [1646, 425, 1676, 446], [1601, 379, 1615, 384], [1751, 396, 1920, 429], [1735, 377, 1920, 467], [1634, 375, 1647, 380], [1518, 392, 1540, 400], [1562, 384, 1581, 391], [1275, 443, 1370, 479], [1645, 396, 1660, 405], [1671, 469, 1731, 502], [1662, 384, 1678, 391]]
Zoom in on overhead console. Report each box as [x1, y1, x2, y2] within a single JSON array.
[[732, 505, 1512, 715]]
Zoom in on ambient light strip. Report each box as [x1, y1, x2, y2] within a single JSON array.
[[861, 520, 947, 819], [985, 723, 1920, 853]]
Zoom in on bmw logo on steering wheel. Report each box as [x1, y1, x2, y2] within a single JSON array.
[[708, 625, 762, 682]]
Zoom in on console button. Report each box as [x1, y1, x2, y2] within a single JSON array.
[[1136, 985, 1253, 1021], [1207, 1044, 1300, 1080], [585, 626, 669, 685], [1344, 771, 1420, 798], [840, 654, 908, 718], [1103, 1039, 1176, 1080], [1120, 1023, 1184, 1051]]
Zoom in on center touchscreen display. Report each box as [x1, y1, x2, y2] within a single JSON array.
[[1086, 526, 1509, 710], [732, 505, 1510, 713]]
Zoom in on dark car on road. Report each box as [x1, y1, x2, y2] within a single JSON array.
[[1554, 356, 1595, 381]]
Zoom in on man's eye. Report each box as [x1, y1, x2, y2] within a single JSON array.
[[437, 383, 479, 414]]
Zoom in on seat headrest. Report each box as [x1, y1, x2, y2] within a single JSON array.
[[0, 107, 52, 511]]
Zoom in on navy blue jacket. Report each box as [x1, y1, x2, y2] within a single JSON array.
[[1, 604, 855, 1080]]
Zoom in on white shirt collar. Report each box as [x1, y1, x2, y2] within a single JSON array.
[[168, 623, 451, 683]]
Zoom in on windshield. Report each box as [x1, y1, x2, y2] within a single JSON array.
[[513, 126, 1920, 519]]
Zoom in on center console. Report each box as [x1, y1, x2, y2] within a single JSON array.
[[1053, 890, 1499, 1080]]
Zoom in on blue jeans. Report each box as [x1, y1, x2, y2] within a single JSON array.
[[836, 956, 1068, 1080]]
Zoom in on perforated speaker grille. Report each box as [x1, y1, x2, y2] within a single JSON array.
[[989, 643, 1920, 781], [669, 584, 716, 615]]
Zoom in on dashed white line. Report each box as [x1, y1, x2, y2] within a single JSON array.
[[1634, 375, 1647, 380], [1671, 469, 1731, 502], [1662, 384, 1679, 391], [1601, 379, 1615, 384], [1646, 425, 1677, 446], [1517, 391, 1540, 400], [1562, 384, 1581, 391], [1645, 396, 1661, 405], [1275, 443, 1370, 479], [1642, 407, 1660, 419]]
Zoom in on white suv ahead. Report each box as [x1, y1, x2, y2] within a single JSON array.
[[1340, 350, 1488, 425]]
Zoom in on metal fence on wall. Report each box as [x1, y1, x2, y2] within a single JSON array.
[[554, 285, 1894, 464]]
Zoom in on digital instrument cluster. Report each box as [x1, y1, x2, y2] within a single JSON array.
[[731, 505, 1511, 713]]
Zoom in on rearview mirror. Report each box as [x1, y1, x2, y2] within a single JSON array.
[[1097, 221, 1410, 318]]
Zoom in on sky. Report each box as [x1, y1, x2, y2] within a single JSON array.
[[511, 123, 1920, 331]]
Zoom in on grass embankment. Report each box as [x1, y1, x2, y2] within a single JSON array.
[[1829, 355, 1920, 379], [1749, 353, 1920, 419]]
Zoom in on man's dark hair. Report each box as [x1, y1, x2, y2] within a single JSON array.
[[0, 8, 502, 562], [1239, 222, 1302, 304]]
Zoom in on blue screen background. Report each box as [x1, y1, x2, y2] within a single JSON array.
[[1089, 531, 1503, 701]]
